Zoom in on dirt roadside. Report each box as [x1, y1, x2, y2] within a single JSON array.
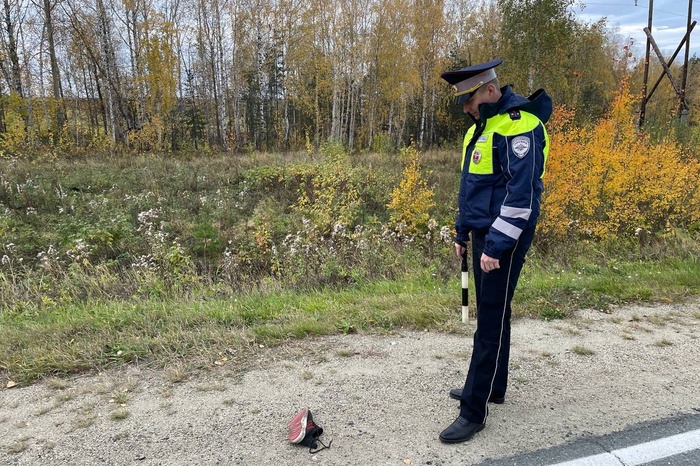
[[1, 299, 699, 466]]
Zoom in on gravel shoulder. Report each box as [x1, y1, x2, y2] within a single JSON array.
[[2, 299, 700, 466]]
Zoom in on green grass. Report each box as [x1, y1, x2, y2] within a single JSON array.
[[3, 152, 700, 385], [3, 254, 700, 385]]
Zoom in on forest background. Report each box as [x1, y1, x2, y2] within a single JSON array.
[[2, 0, 700, 384], [0, 0, 695, 153]]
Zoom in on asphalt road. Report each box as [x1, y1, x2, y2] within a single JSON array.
[[477, 412, 700, 466]]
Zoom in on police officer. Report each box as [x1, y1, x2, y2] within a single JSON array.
[[438, 59, 552, 443]]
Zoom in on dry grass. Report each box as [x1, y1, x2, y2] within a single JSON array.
[[571, 345, 595, 356], [46, 378, 70, 390], [165, 366, 189, 384], [109, 408, 130, 421], [111, 392, 129, 404], [653, 338, 674, 347], [72, 413, 96, 429], [6, 439, 29, 454], [195, 383, 227, 392]]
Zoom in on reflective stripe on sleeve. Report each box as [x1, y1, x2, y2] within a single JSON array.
[[500, 205, 532, 220], [492, 217, 523, 240]]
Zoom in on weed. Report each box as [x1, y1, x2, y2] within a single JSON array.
[[654, 338, 674, 347], [110, 408, 130, 420], [165, 366, 189, 384], [540, 306, 567, 321], [46, 378, 69, 390], [157, 387, 173, 398], [7, 439, 28, 454], [571, 345, 595, 356], [55, 391, 76, 404], [35, 405, 54, 416], [195, 383, 226, 392], [112, 393, 129, 404], [646, 315, 667, 327], [72, 414, 96, 429], [629, 323, 653, 333]]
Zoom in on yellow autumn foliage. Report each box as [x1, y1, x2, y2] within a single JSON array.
[[387, 145, 436, 235], [539, 78, 700, 242]]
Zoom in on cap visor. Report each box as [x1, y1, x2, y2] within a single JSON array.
[[455, 92, 473, 105]]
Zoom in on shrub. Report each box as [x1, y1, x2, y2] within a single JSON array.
[[294, 146, 361, 234], [540, 79, 700, 243], [387, 145, 436, 236]]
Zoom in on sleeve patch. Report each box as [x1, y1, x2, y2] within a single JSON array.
[[511, 136, 531, 158]]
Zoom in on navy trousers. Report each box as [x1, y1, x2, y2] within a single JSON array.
[[459, 226, 536, 424]]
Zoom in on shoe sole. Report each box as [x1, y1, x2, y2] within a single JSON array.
[[288, 407, 309, 443], [449, 390, 505, 404], [439, 423, 485, 443]]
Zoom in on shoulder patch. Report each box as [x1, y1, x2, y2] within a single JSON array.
[[511, 136, 530, 158], [509, 110, 521, 120]]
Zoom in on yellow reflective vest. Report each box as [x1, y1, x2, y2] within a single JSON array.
[[456, 86, 552, 259]]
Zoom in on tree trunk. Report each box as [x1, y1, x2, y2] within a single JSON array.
[[43, 0, 66, 137], [3, 0, 23, 96]]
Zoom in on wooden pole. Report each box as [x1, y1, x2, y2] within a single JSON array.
[[678, 0, 693, 118], [639, 0, 653, 128], [644, 28, 684, 99], [645, 22, 696, 102]]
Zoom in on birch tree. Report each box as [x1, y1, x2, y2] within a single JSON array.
[[411, 0, 445, 149], [40, 0, 66, 135], [0, 0, 24, 96]]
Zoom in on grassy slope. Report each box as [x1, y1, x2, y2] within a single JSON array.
[[3, 256, 700, 384]]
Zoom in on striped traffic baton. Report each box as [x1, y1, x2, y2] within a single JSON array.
[[460, 245, 469, 324]]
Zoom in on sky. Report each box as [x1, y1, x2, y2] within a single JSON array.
[[571, 0, 698, 61]]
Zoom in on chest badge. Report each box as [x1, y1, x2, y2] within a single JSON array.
[[511, 136, 530, 158], [472, 149, 482, 164]]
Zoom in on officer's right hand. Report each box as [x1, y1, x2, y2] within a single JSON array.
[[454, 242, 467, 260]]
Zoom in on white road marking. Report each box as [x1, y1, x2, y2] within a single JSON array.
[[549, 428, 700, 466]]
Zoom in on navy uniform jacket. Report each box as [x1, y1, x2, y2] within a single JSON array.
[[456, 85, 552, 259]]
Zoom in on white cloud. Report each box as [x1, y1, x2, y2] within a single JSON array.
[[571, 2, 699, 59]]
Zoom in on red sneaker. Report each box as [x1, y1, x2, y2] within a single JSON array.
[[288, 407, 309, 444]]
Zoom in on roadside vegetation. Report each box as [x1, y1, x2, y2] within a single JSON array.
[[2, 84, 700, 385]]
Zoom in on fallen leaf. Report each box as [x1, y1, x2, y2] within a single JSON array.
[[403, 459, 412, 465], [6, 381, 17, 388]]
